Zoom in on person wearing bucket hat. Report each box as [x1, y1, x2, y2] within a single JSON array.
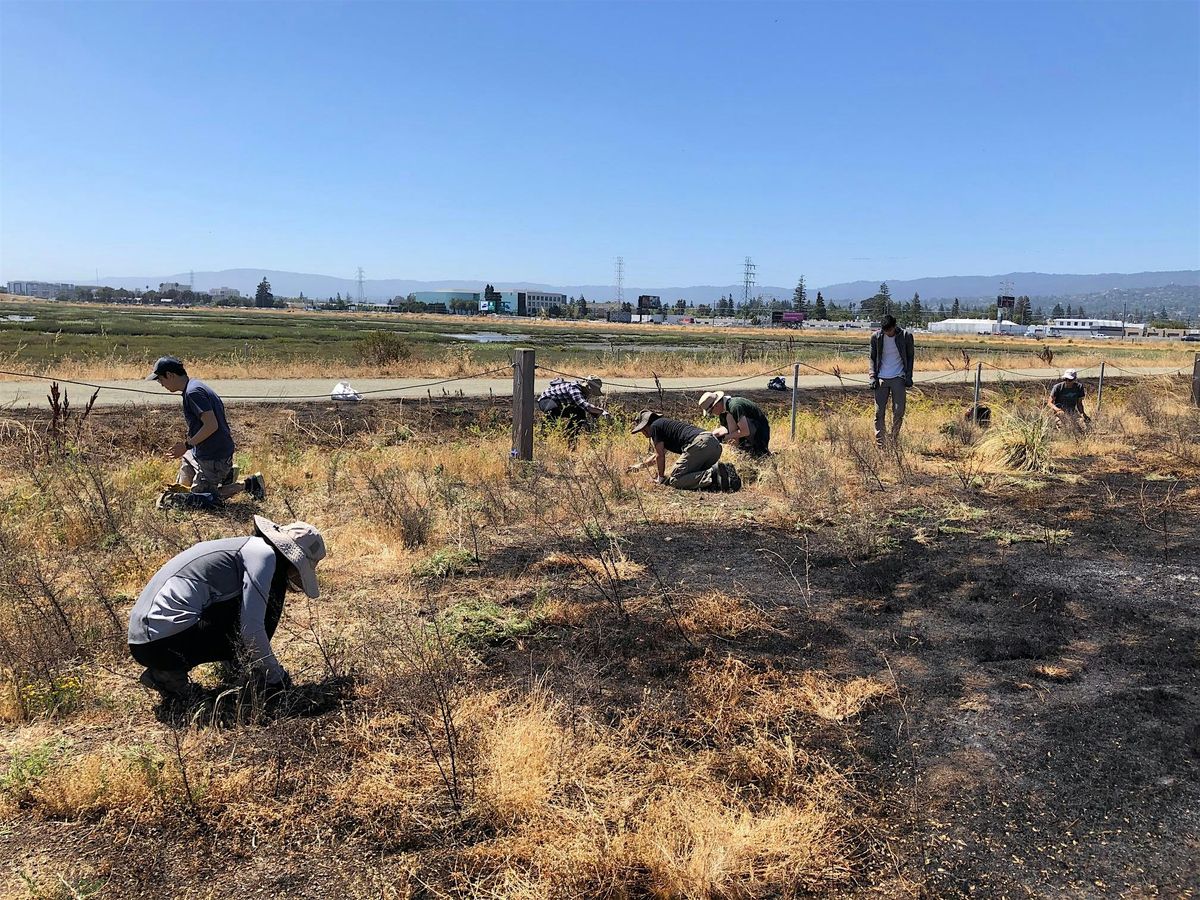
[[146, 356, 266, 505], [698, 391, 771, 457], [1047, 368, 1090, 433], [127, 517, 327, 701], [536, 374, 608, 446], [627, 408, 723, 490]]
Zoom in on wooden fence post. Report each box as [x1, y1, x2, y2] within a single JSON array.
[[1095, 361, 1106, 417], [972, 362, 982, 424], [790, 363, 800, 441], [1192, 352, 1200, 408], [511, 348, 535, 461]]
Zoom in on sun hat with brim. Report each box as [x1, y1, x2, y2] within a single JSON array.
[[253, 515, 327, 599], [630, 409, 661, 434], [146, 355, 186, 380], [1063, 369, 1078, 380], [581, 375, 604, 397], [698, 391, 726, 414]]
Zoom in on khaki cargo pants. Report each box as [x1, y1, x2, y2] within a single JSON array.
[[667, 433, 722, 490], [178, 449, 236, 494]]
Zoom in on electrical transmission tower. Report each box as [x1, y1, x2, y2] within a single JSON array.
[[742, 256, 756, 307], [356, 267, 365, 303], [614, 256, 624, 305]]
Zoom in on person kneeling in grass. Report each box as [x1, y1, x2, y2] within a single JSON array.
[[128, 516, 326, 701], [627, 409, 722, 490], [1047, 368, 1090, 434], [698, 390, 771, 456], [147, 355, 265, 502]]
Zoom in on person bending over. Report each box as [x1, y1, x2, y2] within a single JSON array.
[[128, 516, 326, 701], [536, 375, 608, 446], [148, 355, 265, 501], [627, 409, 722, 490], [698, 391, 771, 456]]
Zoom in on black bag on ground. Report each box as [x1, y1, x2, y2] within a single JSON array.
[[700, 461, 742, 493]]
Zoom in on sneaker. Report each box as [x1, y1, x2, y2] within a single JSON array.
[[244, 473, 266, 501], [138, 667, 193, 700]]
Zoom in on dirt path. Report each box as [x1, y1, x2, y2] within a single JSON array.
[[0, 365, 1187, 408]]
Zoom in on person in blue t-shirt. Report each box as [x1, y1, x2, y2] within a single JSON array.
[[147, 356, 266, 501]]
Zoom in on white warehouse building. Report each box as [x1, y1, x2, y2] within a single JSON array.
[[928, 318, 998, 335]]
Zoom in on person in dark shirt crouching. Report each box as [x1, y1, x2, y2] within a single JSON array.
[[627, 409, 722, 490], [1047, 368, 1090, 434], [147, 356, 266, 502]]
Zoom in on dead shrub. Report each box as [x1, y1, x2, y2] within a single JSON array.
[[357, 462, 436, 549]]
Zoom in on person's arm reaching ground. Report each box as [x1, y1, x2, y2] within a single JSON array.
[[1047, 383, 1065, 415], [239, 541, 289, 687], [724, 412, 751, 444], [653, 442, 667, 481]]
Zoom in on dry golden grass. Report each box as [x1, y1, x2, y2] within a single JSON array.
[[0, 370, 1195, 896], [679, 591, 773, 638]]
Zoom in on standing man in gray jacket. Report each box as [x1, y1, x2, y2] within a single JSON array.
[[128, 516, 326, 700], [869, 314, 915, 445]]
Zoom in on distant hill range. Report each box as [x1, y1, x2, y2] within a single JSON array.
[[91, 268, 1200, 305]]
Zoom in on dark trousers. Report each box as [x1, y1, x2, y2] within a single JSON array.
[[129, 594, 282, 673], [738, 418, 771, 457], [539, 398, 590, 444]]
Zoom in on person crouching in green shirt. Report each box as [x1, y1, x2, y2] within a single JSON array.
[[698, 391, 771, 456]]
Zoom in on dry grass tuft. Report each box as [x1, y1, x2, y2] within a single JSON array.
[[533, 549, 646, 581], [632, 785, 850, 897], [679, 591, 773, 638]]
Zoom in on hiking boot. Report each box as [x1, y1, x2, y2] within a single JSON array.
[[244, 473, 266, 501], [138, 667, 193, 700]]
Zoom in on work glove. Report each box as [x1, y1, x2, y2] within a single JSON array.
[[904, 376, 914, 388], [870, 378, 880, 391]]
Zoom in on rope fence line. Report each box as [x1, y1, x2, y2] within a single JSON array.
[[979, 360, 1191, 380], [0, 365, 515, 402], [0, 358, 1187, 406]]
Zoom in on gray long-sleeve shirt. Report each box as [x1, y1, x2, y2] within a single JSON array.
[[128, 536, 285, 682]]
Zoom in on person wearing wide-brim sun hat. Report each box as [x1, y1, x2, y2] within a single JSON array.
[[698, 390, 772, 457], [127, 516, 327, 701], [627, 408, 722, 490]]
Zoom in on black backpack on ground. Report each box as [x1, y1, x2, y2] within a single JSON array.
[[701, 461, 742, 493]]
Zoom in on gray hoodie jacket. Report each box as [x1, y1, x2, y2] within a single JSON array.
[[127, 536, 284, 681]]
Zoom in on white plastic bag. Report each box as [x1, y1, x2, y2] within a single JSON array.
[[331, 380, 362, 402]]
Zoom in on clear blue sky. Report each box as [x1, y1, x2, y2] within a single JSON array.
[[1, 0, 1197, 288]]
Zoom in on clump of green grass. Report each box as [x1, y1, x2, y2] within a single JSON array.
[[1, 740, 67, 806], [438, 599, 538, 646], [977, 408, 1055, 472], [413, 547, 477, 579]]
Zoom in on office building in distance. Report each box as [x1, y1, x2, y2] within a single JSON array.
[[6, 280, 76, 299]]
